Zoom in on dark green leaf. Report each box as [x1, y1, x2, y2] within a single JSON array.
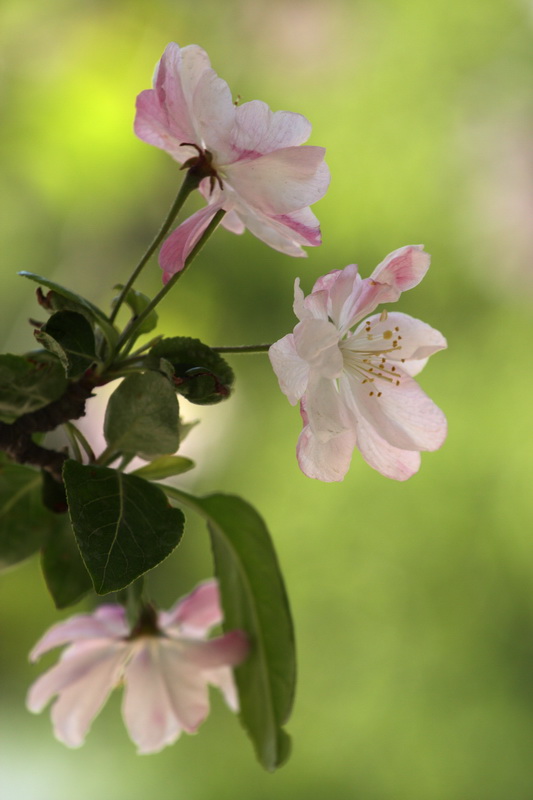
[[36, 310, 97, 378], [163, 486, 295, 771], [131, 455, 195, 480], [0, 459, 50, 568], [148, 337, 234, 405], [104, 371, 180, 457], [113, 285, 158, 335], [63, 460, 185, 594], [19, 271, 118, 350], [41, 517, 92, 608], [0, 352, 67, 421]]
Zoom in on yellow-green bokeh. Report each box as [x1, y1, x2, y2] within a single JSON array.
[[1, 1, 533, 798]]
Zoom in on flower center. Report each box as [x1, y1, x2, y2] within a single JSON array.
[[180, 143, 223, 193], [340, 312, 407, 398]]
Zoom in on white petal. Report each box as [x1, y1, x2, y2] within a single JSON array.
[[28, 641, 128, 748], [122, 641, 185, 754], [29, 606, 128, 662], [230, 101, 312, 158], [346, 370, 447, 452], [269, 334, 310, 405], [354, 412, 422, 480], [226, 147, 329, 214], [203, 667, 240, 712], [182, 631, 249, 669], [302, 378, 349, 442], [296, 420, 356, 482], [293, 319, 343, 379], [352, 311, 447, 364]]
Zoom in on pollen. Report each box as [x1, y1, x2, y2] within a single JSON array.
[[383, 330, 393, 339]]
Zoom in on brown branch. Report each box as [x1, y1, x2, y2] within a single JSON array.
[[0, 372, 98, 480]]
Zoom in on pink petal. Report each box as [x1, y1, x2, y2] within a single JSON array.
[[232, 206, 313, 256], [226, 147, 330, 214], [311, 264, 363, 332], [182, 631, 249, 669], [159, 203, 223, 282], [231, 101, 313, 158], [296, 420, 356, 482], [370, 245, 430, 295], [29, 606, 128, 662], [160, 580, 222, 636], [27, 640, 128, 747], [203, 666, 240, 712], [269, 333, 310, 405], [354, 411, 422, 480]]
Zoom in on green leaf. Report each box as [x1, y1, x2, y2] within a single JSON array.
[[41, 517, 92, 608], [36, 310, 97, 378], [112, 285, 158, 335], [104, 371, 180, 458], [19, 271, 118, 350], [0, 459, 51, 568], [148, 337, 234, 405], [0, 352, 67, 421], [130, 455, 195, 480], [163, 486, 295, 771], [63, 460, 185, 594]]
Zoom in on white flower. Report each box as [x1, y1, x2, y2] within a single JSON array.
[[134, 43, 330, 281], [27, 581, 248, 754], [269, 246, 447, 481]]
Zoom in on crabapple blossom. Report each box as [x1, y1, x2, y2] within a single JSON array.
[[134, 42, 330, 282], [269, 245, 447, 482], [27, 581, 248, 754]]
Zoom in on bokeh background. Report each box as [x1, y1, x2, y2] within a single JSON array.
[[1, 0, 533, 797]]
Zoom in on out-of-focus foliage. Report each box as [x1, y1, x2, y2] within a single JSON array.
[[1, 0, 533, 798]]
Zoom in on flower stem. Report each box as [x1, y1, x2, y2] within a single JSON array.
[[115, 208, 226, 355], [109, 171, 201, 324], [211, 344, 272, 353]]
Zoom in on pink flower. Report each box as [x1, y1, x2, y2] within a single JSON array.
[[134, 43, 330, 282], [269, 245, 447, 481], [27, 581, 248, 754]]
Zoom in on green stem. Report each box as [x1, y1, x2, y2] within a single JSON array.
[[115, 208, 226, 355], [109, 171, 201, 324], [65, 422, 96, 462], [211, 344, 272, 353]]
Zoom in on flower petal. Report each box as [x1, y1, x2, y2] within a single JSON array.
[[226, 147, 330, 214], [293, 318, 343, 378], [203, 666, 240, 712], [352, 311, 447, 366], [296, 399, 357, 481], [354, 411, 422, 480], [29, 606, 128, 662], [159, 203, 223, 282], [230, 101, 313, 158], [122, 641, 187, 753], [269, 333, 310, 405], [160, 580, 222, 636], [345, 370, 447, 452], [370, 244, 430, 296], [183, 631, 249, 669], [27, 640, 128, 748]]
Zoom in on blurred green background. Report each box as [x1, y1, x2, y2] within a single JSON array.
[[1, 0, 533, 797]]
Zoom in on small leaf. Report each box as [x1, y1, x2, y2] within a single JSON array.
[[148, 337, 234, 405], [112, 285, 158, 335], [19, 271, 118, 350], [0, 458, 51, 568], [41, 518, 92, 608], [63, 460, 185, 594], [104, 371, 180, 457], [131, 455, 195, 480], [0, 352, 67, 421], [36, 310, 97, 377], [163, 486, 295, 771]]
